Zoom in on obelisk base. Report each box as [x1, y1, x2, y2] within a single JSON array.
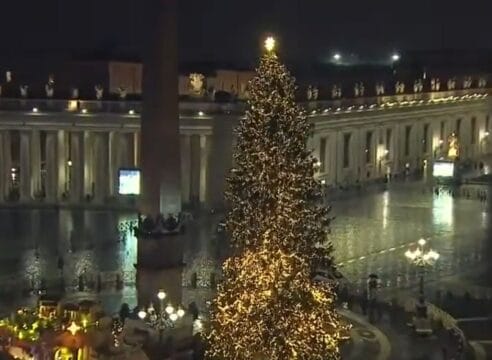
[[135, 229, 185, 307]]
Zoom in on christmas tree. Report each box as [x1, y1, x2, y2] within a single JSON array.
[[207, 37, 344, 360]]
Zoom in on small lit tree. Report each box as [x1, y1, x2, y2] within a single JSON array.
[[207, 38, 344, 359]]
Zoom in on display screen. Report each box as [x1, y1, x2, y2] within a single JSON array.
[[118, 169, 141, 195], [433, 161, 454, 178]]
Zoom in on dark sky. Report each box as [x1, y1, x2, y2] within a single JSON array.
[[3, 0, 492, 63]]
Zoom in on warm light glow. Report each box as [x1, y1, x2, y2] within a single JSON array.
[[67, 100, 78, 111], [333, 53, 341, 61], [165, 305, 174, 315], [193, 318, 203, 335], [198, 111, 205, 117], [67, 160, 73, 167], [177, 308, 185, 318], [264, 36, 276, 52], [32, 107, 38, 113], [405, 239, 440, 267], [67, 321, 81, 336], [81, 108, 88, 114], [137, 310, 147, 320], [169, 313, 178, 322], [128, 109, 135, 115], [157, 290, 167, 301], [391, 53, 400, 62]]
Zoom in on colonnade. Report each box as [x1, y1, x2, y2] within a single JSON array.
[[313, 110, 492, 186], [0, 98, 490, 207], [0, 130, 137, 203], [0, 129, 213, 207]]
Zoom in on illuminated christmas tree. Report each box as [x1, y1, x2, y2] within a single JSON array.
[[207, 38, 345, 359]]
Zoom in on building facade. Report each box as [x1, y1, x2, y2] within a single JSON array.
[[0, 87, 490, 209]]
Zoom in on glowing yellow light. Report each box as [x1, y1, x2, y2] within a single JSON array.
[[137, 310, 147, 320], [67, 321, 81, 336], [157, 290, 166, 301], [264, 36, 276, 52]]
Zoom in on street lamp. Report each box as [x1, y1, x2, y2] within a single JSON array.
[[391, 53, 400, 62], [405, 238, 439, 301], [137, 310, 147, 320], [333, 53, 341, 62], [137, 290, 186, 341], [157, 289, 166, 301]]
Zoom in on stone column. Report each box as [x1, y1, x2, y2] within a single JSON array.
[[0, 131, 12, 201], [83, 131, 94, 199], [30, 130, 42, 199], [19, 131, 31, 202], [327, 133, 337, 185], [45, 131, 58, 202], [133, 132, 140, 168], [354, 129, 362, 182], [180, 134, 191, 205], [189, 135, 201, 205], [120, 133, 131, 167], [199, 134, 210, 205], [56, 130, 67, 199], [70, 132, 83, 202], [93, 132, 109, 202], [109, 131, 120, 196]]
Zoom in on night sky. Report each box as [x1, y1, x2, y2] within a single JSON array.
[[3, 0, 492, 63]]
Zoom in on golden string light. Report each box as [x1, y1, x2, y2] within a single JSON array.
[[206, 38, 346, 359]]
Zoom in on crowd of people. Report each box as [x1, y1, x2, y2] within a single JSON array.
[[137, 212, 183, 234]]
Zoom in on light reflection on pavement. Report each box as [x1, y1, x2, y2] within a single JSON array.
[[0, 182, 489, 313]]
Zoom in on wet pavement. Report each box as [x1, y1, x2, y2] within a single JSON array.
[[0, 181, 489, 317]]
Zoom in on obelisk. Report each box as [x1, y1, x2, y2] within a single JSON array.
[[141, 0, 181, 217], [137, 0, 184, 308]]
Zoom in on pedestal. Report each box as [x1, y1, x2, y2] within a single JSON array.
[[136, 229, 184, 307]]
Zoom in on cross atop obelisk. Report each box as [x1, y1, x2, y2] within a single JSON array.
[[140, 0, 181, 217]]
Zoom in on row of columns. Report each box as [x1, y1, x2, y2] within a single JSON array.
[[315, 113, 491, 186], [0, 130, 212, 207], [0, 130, 139, 203]]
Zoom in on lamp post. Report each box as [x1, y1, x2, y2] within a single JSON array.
[[405, 238, 439, 300], [137, 289, 185, 342]]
